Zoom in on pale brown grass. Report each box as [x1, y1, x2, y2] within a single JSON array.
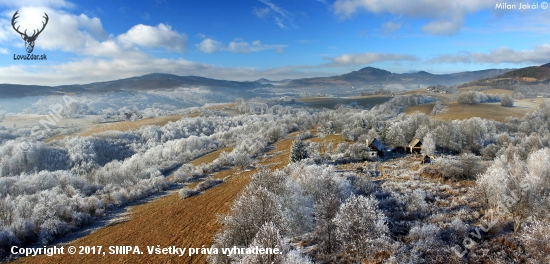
[[482, 89, 513, 95], [405, 102, 532, 122], [458, 85, 488, 91], [403, 103, 435, 115], [44, 115, 185, 142], [190, 147, 234, 167], [13, 133, 296, 264], [431, 102, 529, 122]]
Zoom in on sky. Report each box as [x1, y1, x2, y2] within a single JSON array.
[[0, 0, 549, 85]]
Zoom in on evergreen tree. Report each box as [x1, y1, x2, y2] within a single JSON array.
[[289, 138, 308, 163]]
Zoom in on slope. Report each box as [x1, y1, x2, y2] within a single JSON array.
[[12, 133, 299, 264]]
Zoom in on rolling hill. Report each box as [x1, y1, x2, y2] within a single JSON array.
[[458, 63, 550, 90], [286, 67, 512, 88], [0, 67, 514, 99], [0, 74, 270, 98]]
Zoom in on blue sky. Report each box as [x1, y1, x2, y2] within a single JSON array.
[[0, 0, 549, 85]]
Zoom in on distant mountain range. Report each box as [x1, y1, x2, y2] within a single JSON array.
[[0, 67, 516, 98], [459, 63, 550, 89], [0, 73, 268, 98], [286, 67, 513, 88]]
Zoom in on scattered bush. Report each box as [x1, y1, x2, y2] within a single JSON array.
[[195, 178, 224, 192], [501, 94, 514, 107], [520, 220, 550, 262], [333, 194, 391, 262], [457, 91, 500, 105], [179, 188, 199, 199]]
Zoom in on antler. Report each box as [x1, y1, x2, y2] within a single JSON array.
[[33, 13, 49, 38], [11, 10, 25, 36], [10, 11, 49, 38]]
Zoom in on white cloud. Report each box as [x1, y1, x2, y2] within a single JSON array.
[[382, 21, 401, 34], [428, 44, 550, 65], [333, 0, 514, 35], [421, 20, 462, 36], [196, 38, 222, 53], [117, 23, 187, 52], [227, 39, 285, 53], [253, 7, 270, 18], [330, 52, 418, 65], [1, 7, 187, 55], [1, 7, 110, 54], [0, 47, 8, 54], [196, 38, 286, 54], [0, 56, 334, 85], [257, 0, 295, 29]]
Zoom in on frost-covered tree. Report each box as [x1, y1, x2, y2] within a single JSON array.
[[501, 94, 514, 107], [233, 151, 252, 170], [333, 194, 390, 262], [421, 132, 435, 157], [385, 123, 407, 148], [209, 187, 283, 263], [475, 148, 550, 233], [241, 222, 287, 264], [282, 250, 313, 264], [459, 153, 484, 179]]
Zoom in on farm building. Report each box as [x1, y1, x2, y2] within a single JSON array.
[[408, 137, 422, 153], [366, 138, 387, 157]]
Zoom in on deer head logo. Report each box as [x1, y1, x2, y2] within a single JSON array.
[[11, 10, 49, 54]]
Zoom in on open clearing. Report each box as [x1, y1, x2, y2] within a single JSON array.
[[44, 114, 185, 142], [297, 95, 393, 109], [405, 100, 538, 122], [481, 89, 514, 95], [13, 132, 299, 264]]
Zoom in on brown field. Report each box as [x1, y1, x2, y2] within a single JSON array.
[[399, 89, 429, 95], [44, 115, 185, 142], [457, 85, 488, 91], [434, 103, 530, 122], [481, 89, 513, 95], [404, 103, 435, 115], [405, 101, 534, 122], [13, 132, 299, 264], [190, 147, 234, 166], [521, 77, 538, 82], [297, 95, 393, 109]]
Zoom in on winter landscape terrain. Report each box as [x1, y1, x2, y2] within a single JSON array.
[[2, 1, 550, 263], [1, 64, 550, 263]]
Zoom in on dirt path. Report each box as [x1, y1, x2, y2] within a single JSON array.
[[13, 134, 295, 264]]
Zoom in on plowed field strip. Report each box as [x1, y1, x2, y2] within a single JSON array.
[[13, 134, 296, 264]]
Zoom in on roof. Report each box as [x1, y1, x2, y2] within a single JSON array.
[[369, 138, 385, 151], [408, 137, 421, 148]]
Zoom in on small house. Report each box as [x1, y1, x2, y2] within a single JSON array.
[[366, 138, 386, 157], [408, 137, 422, 153]]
